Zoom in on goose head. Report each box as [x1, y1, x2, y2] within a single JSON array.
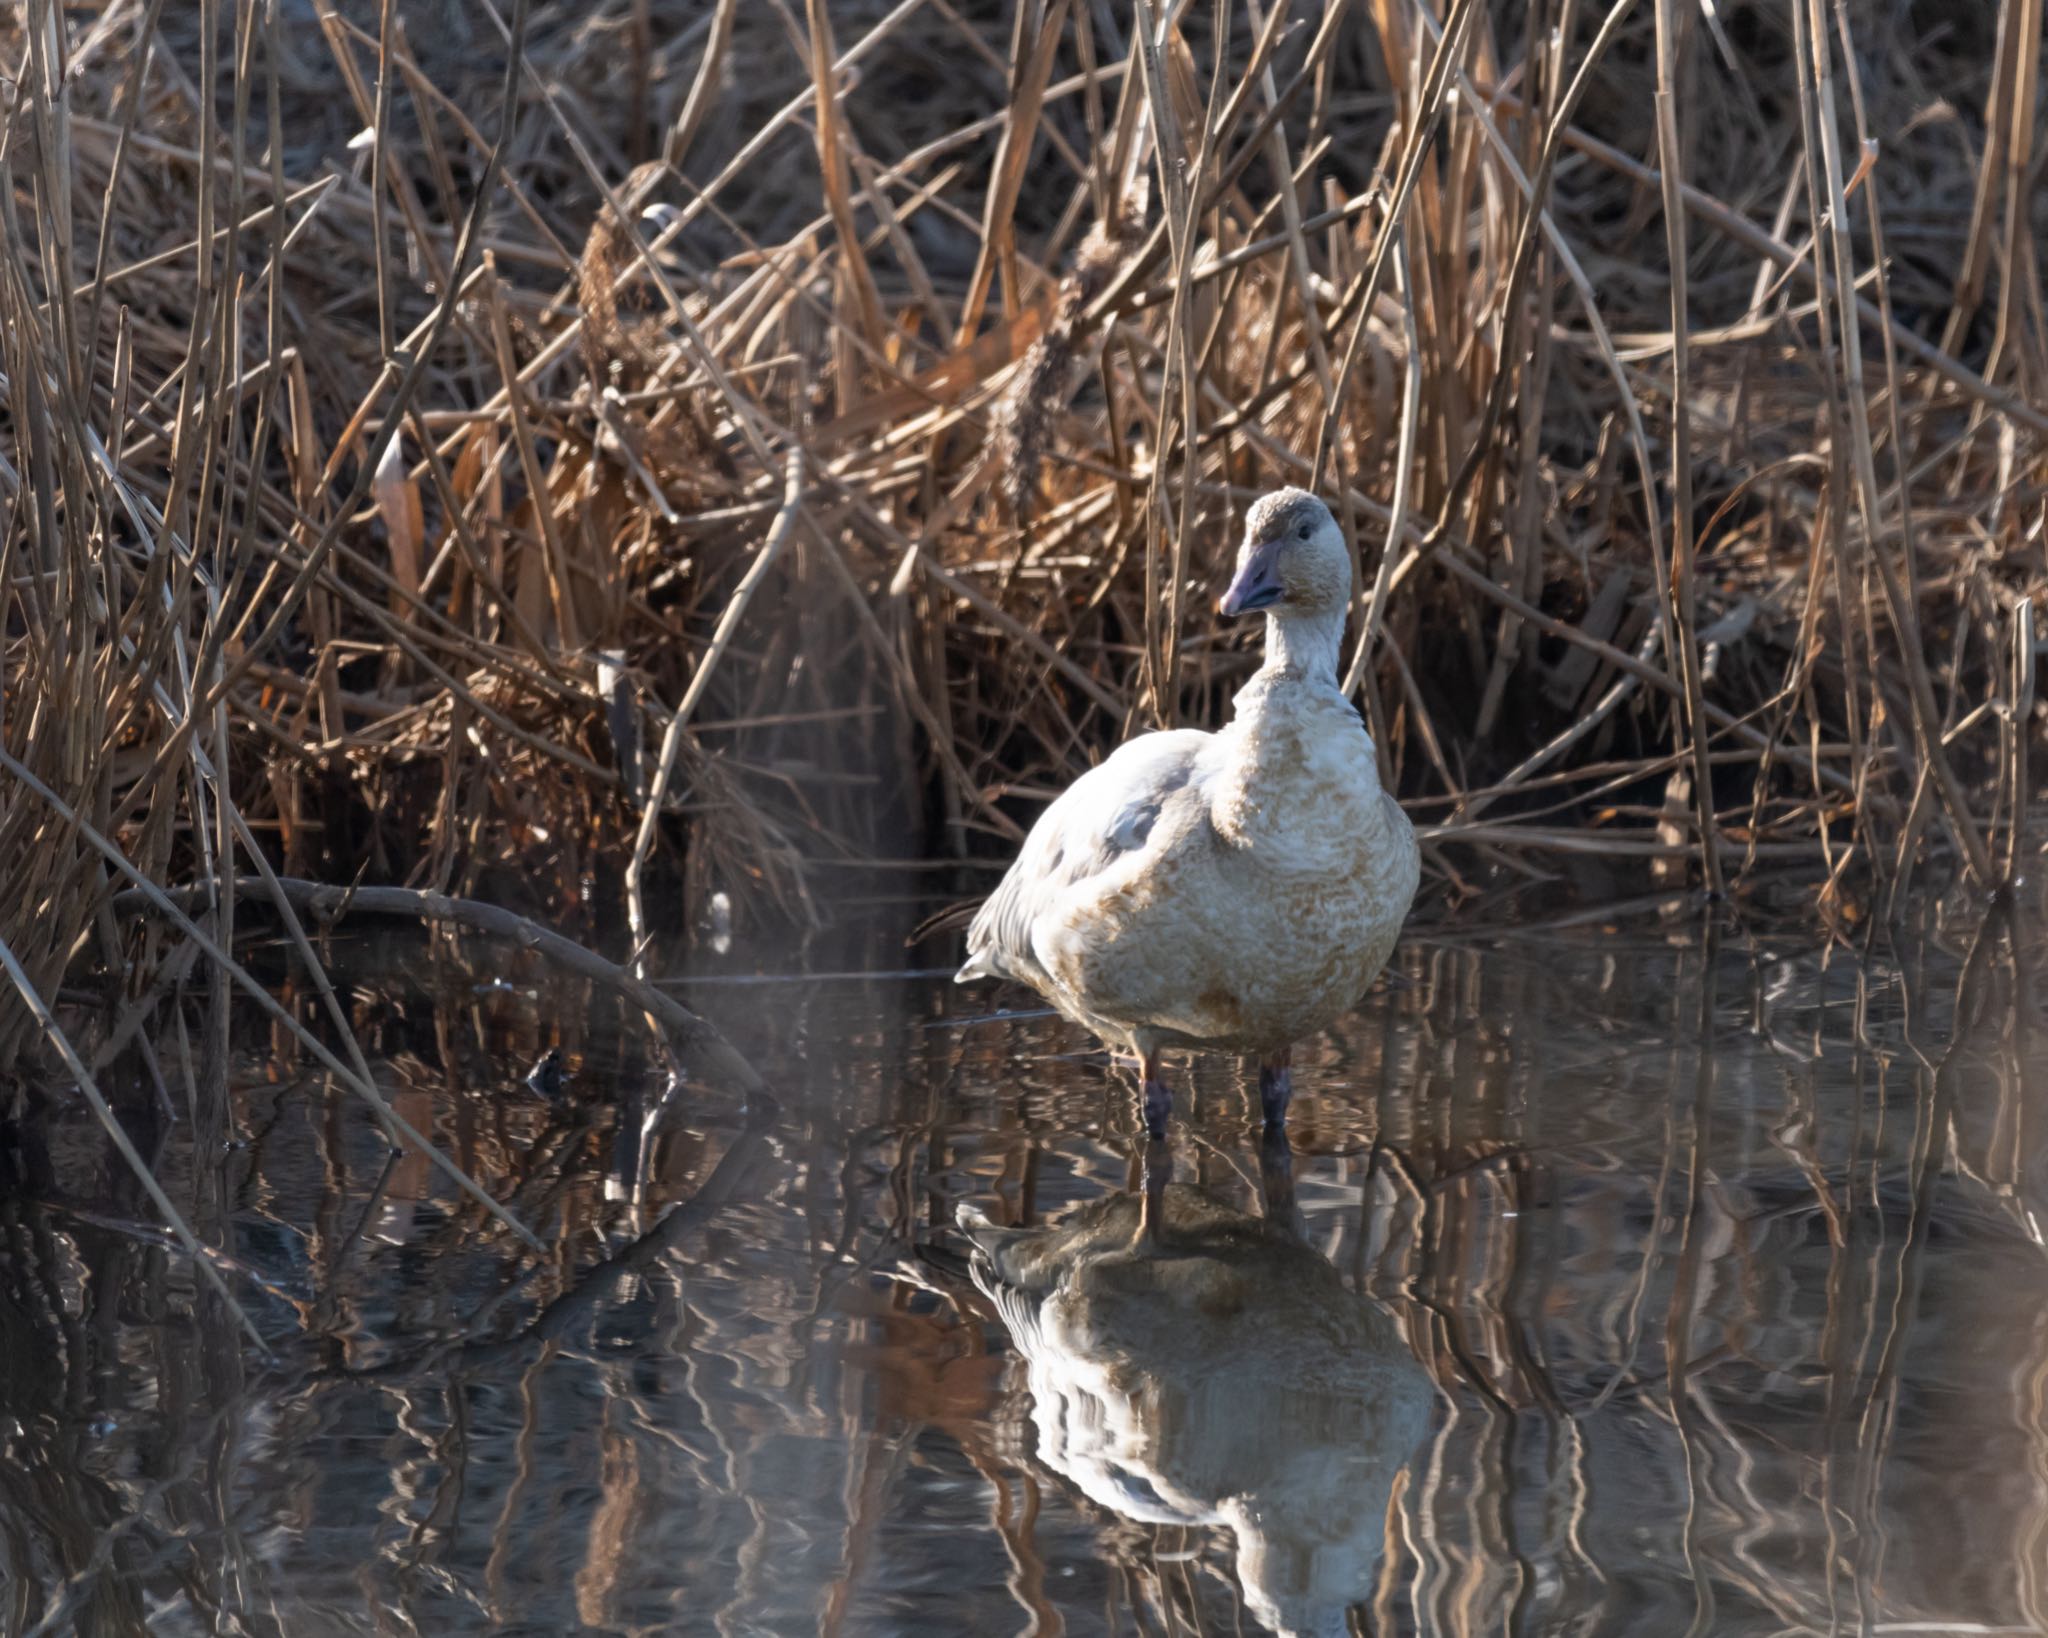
[[1218, 489, 1349, 621]]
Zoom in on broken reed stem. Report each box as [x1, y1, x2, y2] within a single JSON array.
[[628, 452, 805, 976]]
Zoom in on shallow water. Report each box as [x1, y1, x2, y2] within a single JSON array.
[[6, 897, 2048, 1637]]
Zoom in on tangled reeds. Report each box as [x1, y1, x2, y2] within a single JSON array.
[[2, 0, 2045, 1073]]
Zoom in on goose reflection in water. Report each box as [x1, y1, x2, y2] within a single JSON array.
[[958, 1143, 1438, 1638]]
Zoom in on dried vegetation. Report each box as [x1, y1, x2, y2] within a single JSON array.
[[3, 0, 2046, 1076]]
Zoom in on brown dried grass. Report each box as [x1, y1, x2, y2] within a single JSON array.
[[2, 0, 2045, 1066]]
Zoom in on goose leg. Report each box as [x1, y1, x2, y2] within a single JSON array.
[[1258, 1123, 1304, 1241], [1140, 1043, 1172, 1139], [1258, 1047, 1293, 1128]]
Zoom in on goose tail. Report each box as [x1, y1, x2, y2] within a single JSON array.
[[954, 949, 997, 985]]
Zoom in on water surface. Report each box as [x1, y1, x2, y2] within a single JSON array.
[[6, 896, 2047, 1636]]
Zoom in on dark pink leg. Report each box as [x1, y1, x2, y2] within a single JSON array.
[[1141, 1044, 1172, 1139], [1139, 1132, 1172, 1243], [1258, 1046, 1294, 1129], [1258, 1122, 1302, 1238]]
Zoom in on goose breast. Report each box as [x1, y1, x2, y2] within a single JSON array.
[[963, 692, 1416, 1054]]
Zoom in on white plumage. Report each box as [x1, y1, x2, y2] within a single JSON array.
[[957, 488, 1418, 1132]]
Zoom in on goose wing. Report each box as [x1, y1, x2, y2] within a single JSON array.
[[957, 729, 1213, 989]]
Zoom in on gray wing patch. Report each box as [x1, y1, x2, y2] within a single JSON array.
[[960, 730, 1211, 987], [1102, 761, 1191, 857]]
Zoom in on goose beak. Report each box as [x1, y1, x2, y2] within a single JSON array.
[[1219, 554, 1282, 616]]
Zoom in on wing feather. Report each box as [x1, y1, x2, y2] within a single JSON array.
[[959, 729, 1212, 986]]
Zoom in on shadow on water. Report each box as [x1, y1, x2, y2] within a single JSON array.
[[4, 891, 2048, 1635]]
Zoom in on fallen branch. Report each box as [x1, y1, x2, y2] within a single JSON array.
[[113, 876, 766, 1098]]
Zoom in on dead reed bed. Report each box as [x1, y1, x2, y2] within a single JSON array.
[[2, 0, 2045, 1081]]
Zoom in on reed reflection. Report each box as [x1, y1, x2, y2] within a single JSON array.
[[960, 1138, 1437, 1638], [9, 905, 2048, 1636]]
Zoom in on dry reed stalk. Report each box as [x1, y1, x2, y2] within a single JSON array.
[[1651, 2, 1722, 894]]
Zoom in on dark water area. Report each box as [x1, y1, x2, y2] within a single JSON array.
[[6, 892, 2048, 1637]]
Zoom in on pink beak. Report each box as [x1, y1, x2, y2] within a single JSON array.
[[1218, 551, 1283, 616]]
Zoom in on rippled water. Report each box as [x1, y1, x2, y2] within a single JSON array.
[[6, 894, 2048, 1637]]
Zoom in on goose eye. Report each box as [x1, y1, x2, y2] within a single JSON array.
[[1296, 524, 1311, 540]]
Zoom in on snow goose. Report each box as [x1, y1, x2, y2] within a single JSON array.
[[957, 488, 1418, 1136]]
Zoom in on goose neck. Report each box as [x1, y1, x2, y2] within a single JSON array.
[[1261, 605, 1345, 683]]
